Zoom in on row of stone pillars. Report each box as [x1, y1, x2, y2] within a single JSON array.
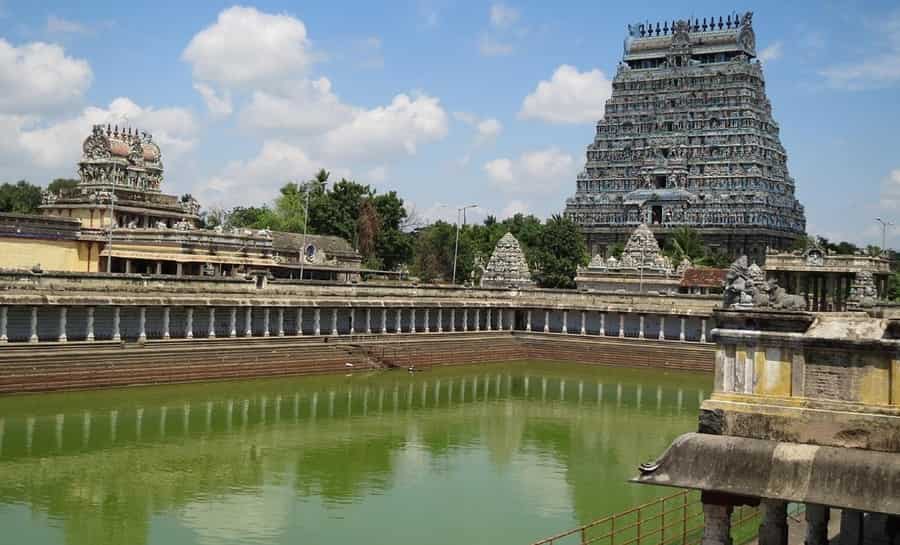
[[524, 309, 707, 343], [0, 306, 709, 344], [703, 498, 886, 545]]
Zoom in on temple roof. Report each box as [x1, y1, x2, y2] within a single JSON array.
[[624, 13, 756, 60], [481, 232, 534, 288]]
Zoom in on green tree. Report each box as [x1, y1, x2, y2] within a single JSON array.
[[357, 198, 380, 264], [665, 226, 707, 263], [412, 221, 460, 282], [47, 178, 79, 197], [272, 182, 308, 233], [531, 214, 588, 289], [225, 206, 279, 229], [0, 180, 42, 214], [372, 191, 413, 270]]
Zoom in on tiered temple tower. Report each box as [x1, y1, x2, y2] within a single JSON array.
[[563, 13, 806, 263]]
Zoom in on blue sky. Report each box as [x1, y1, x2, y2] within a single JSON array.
[[1, 1, 899, 247]]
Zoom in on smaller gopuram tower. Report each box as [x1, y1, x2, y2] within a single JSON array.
[[563, 13, 806, 264]]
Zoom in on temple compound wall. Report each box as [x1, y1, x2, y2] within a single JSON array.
[[634, 309, 900, 545], [564, 13, 806, 262]]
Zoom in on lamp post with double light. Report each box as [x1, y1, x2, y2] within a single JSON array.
[[452, 204, 478, 285]]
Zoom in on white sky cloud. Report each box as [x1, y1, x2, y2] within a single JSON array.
[[519, 65, 611, 124], [182, 6, 313, 89], [0, 38, 92, 115], [193, 83, 232, 118], [12, 97, 196, 169], [241, 77, 356, 132], [479, 34, 513, 56], [500, 199, 529, 219], [758, 41, 783, 63], [490, 4, 519, 28], [322, 92, 448, 160], [483, 147, 576, 194], [820, 12, 900, 89], [880, 168, 900, 209], [46, 15, 89, 34]]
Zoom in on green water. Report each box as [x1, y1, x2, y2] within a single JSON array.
[[0, 361, 709, 545]]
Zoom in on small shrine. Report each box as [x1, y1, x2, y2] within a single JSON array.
[[480, 233, 535, 289]]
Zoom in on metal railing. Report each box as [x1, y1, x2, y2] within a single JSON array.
[[530, 490, 761, 545]]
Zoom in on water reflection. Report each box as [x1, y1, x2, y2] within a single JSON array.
[[0, 362, 710, 545]]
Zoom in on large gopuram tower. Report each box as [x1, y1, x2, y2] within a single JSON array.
[[563, 13, 806, 263]]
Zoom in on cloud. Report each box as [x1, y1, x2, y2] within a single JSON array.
[[490, 4, 519, 28], [0, 38, 92, 114], [758, 41, 783, 63], [500, 199, 529, 219], [17, 98, 195, 169], [519, 65, 611, 124], [479, 34, 514, 56], [483, 147, 575, 194], [820, 12, 900, 89], [200, 140, 327, 205], [321, 93, 448, 160], [241, 77, 356, 132], [46, 15, 89, 34], [367, 165, 387, 183], [455, 112, 502, 145], [880, 168, 900, 209], [182, 6, 313, 89], [193, 83, 232, 118]]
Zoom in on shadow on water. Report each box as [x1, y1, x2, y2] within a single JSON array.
[[0, 361, 710, 545]]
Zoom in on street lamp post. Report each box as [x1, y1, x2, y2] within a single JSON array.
[[875, 217, 894, 257], [300, 180, 327, 281], [452, 204, 477, 285]]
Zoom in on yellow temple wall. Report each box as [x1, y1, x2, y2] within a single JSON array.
[[0, 237, 98, 272]]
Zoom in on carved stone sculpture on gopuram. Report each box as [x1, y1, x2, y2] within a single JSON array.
[[78, 124, 164, 193], [563, 12, 806, 264], [480, 232, 535, 288], [722, 255, 805, 310]]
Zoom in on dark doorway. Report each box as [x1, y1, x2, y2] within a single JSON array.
[[652, 206, 663, 224], [654, 175, 666, 189]]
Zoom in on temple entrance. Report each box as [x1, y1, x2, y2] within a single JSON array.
[[654, 175, 666, 189], [652, 206, 663, 224]]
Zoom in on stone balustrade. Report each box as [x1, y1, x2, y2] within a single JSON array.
[[0, 303, 712, 345]]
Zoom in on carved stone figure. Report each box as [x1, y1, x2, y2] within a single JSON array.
[[723, 255, 805, 310], [480, 233, 535, 288], [847, 271, 878, 309]]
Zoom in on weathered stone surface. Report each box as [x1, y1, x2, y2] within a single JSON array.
[[480, 233, 535, 288]]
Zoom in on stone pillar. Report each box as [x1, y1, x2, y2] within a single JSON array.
[[450, 308, 456, 332], [229, 307, 237, 338], [410, 308, 416, 333], [162, 307, 170, 339], [701, 318, 707, 343], [395, 308, 402, 334], [276, 308, 284, 336], [509, 310, 514, 331], [658, 316, 665, 341], [463, 308, 469, 332], [701, 503, 733, 545], [314, 308, 321, 336], [155, 261, 162, 275], [176, 262, 183, 277], [759, 500, 788, 545], [543, 310, 550, 333], [112, 306, 121, 342], [580, 310, 587, 335], [680, 317, 686, 341], [497, 308, 503, 330], [85, 306, 94, 342], [619, 314, 625, 338], [331, 308, 338, 336], [562, 310, 568, 334], [58, 306, 68, 342], [639, 315, 645, 339], [599, 312, 606, 336], [437, 308, 443, 333], [263, 308, 270, 337], [349, 309, 355, 335], [475, 309, 481, 332], [245, 307, 253, 337], [840, 510, 864, 545], [185, 307, 194, 339], [486, 308, 492, 331], [137, 307, 146, 342], [805, 504, 830, 545], [365, 308, 372, 334], [125, 259, 132, 274], [380, 308, 387, 334], [526, 310, 532, 331], [208, 307, 216, 339], [296, 308, 303, 335], [424, 308, 430, 333], [29, 306, 38, 343]]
